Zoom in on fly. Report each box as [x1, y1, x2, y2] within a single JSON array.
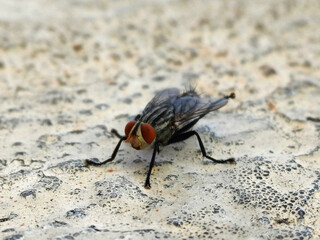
[[86, 88, 236, 189]]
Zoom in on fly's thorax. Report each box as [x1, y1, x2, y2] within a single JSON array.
[[139, 104, 176, 145], [125, 121, 156, 150]]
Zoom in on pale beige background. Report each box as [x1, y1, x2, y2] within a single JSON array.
[[0, 0, 319, 239]]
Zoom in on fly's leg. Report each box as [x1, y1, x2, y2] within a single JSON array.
[[85, 130, 126, 166], [110, 129, 123, 139], [168, 131, 235, 163], [144, 142, 161, 189]]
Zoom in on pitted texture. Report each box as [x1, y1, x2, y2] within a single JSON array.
[[0, 0, 319, 239]]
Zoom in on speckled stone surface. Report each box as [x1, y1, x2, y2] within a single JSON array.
[[1, 0, 320, 239]]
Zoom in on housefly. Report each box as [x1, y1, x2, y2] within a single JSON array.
[[86, 88, 235, 189]]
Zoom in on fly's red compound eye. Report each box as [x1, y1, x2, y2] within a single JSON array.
[[125, 121, 136, 137], [141, 123, 156, 144]]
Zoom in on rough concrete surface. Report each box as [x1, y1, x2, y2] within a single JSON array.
[[0, 0, 320, 239]]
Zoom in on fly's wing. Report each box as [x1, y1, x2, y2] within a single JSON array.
[[142, 88, 180, 114], [173, 95, 229, 132]]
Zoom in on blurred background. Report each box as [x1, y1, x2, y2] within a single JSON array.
[[0, 0, 319, 239]]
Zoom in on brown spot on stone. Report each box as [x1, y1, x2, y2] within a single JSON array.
[[73, 44, 83, 52], [260, 65, 277, 77]]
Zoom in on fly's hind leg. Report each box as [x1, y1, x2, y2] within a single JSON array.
[[168, 131, 235, 163]]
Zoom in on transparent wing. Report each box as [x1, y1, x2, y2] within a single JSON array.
[[173, 95, 229, 131], [142, 88, 180, 114]]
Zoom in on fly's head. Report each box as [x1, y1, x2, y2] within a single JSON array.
[[124, 121, 156, 150]]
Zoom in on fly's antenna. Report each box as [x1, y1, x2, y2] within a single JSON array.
[[224, 92, 236, 99]]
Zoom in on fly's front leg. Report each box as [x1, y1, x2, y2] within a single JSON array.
[[85, 129, 126, 166], [144, 142, 161, 189], [110, 129, 123, 139], [168, 131, 235, 163]]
